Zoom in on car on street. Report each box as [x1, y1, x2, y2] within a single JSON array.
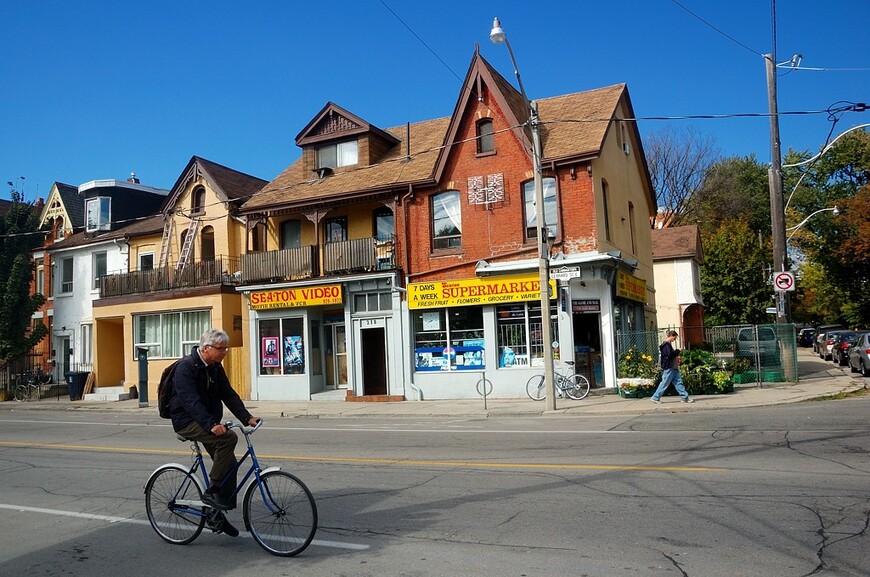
[[798, 328, 816, 347], [814, 324, 843, 355], [848, 332, 870, 377], [736, 326, 780, 364], [821, 330, 851, 361], [831, 331, 866, 366]]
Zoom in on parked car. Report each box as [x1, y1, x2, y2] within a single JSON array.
[[798, 328, 816, 347], [736, 326, 780, 364], [814, 324, 843, 354], [848, 332, 870, 377], [831, 331, 865, 366], [821, 330, 851, 361]]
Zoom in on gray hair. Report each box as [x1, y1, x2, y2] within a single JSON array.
[[199, 328, 229, 349]]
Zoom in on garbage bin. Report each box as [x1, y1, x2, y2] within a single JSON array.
[[65, 371, 89, 401]]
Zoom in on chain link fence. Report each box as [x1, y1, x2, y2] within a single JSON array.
[[617, 324, 798, 385]]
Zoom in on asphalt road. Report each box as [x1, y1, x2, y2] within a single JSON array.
[[1, 397, 868, 577]]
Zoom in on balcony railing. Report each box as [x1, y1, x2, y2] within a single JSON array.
[[240, 236, 396, 284], [240, 245, 318, 284], [99, 257, 241, 298]]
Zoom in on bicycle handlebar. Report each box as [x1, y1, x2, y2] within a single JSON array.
[[223, 418, 264, 434]]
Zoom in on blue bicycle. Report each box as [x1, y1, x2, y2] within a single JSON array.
[[144, 419, 317, 556]]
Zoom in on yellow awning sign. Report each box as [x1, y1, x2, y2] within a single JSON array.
[[616, 271, 646, 303], [250, 284, 343, 310], [408, 274, 556, 309]]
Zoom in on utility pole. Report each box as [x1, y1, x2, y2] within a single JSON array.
[[765, 53, 788, 324]]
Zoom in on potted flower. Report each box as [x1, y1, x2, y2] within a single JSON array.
[[617, 347, 659, 398]]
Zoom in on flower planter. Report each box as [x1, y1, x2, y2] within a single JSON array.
[[617, 378, 655, 399]]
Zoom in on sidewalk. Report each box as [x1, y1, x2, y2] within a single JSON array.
[[4, 351, 864, 419]]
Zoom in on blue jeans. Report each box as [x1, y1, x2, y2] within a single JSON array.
[[651, 369, 689, 401]]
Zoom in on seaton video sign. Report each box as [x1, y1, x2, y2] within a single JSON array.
[[408, 274, 556, 310], [250, 284, 343, 310]]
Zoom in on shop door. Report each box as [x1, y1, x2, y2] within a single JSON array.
[[326, 324, 348, 389], [572, 312, 602, 387], [361, 327, 387, 395]]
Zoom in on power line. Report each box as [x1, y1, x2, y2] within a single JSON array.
[[669, 0, 762, 57]]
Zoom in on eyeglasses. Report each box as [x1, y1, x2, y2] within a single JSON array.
[[210, 345, 229, 352]]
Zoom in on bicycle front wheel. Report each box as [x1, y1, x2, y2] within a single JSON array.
[[564, 374, 591, 400], [145, 465, 206, 545], [244, 470, 317, 557], [526, 374, 546, 400], [13, 384, 27, 402]]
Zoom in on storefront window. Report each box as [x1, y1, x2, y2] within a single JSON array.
[[496, 302, 558, 368], [258, 317, 305, 375], [413, 307, 484, 371]]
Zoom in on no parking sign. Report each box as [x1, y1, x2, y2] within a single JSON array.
[[773, 271, 795, 292]]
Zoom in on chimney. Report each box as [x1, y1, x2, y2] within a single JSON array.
[[128, 172, 140, 184]]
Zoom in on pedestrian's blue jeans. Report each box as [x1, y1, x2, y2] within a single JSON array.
[[651, 368, 689, 400]]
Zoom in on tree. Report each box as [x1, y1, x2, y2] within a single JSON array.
[[687, 155, 771, 237], [645, 125, 719, 226], [700, 220, 772, 326], [0, 191, 47, 363]]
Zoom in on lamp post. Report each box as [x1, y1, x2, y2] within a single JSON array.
[[490, 17, 556, 411], [786, 206, 840, 244]]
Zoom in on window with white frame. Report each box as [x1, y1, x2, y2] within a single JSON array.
[[81, 324, 93, 366], [60, 257, 73, 293], [92, 251, 107, 290], [523, 178, 558, 241], [86, 197, 111, 232], [36, 259, 44, 295], [432, 191, 461, 249], [316, 140, 358, 169], [353, 291, 392, 313], [413, 306, 484, 371], [133, 310, 210, 359], [139, 252, 154, 271], [496, 302, 559, 368]]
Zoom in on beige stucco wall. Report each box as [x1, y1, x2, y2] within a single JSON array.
[[653, 259, 680, 331]]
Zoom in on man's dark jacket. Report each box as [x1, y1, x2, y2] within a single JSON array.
[[659, 341, 680, 371], [169, 349, 252, 433]]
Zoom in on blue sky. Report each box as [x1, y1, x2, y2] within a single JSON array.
[[2, 1, 868, 202]]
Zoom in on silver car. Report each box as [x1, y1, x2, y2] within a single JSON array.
[[848, 332, 870, 377]]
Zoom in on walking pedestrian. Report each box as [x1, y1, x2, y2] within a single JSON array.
[[651, 330, 693, 404]]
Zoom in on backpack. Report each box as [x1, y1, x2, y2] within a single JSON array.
[[157, 360, 181, 419]]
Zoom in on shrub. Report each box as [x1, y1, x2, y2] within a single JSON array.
[[618, 346, 659, 378]]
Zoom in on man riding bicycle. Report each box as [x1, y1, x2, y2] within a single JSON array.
[[169, 328, 259, 537]]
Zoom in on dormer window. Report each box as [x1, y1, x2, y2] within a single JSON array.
[[317, 140, 358, 169], [86, 197, 111, 232]]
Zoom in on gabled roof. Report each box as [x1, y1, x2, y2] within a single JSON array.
[[162, 156, 268, 212], [56, 182, 84, 229], [295, 102, 399, 147], [242, 49, 633, 215], [651, 225, 704, 263], [47, 214, 165, 251]]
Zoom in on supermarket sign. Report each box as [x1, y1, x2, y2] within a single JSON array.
[[250, 284, 343, 310], [408, 274, 556, 309]]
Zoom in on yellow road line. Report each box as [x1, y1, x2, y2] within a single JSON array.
[[0, 440, 724, 472]]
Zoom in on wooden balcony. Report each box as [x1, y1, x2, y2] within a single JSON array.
[[240, 236, 396, 284], [240, 245, 317, 284], [99, 257, 241, 298]]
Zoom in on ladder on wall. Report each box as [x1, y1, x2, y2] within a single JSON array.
[[176, 217, 201, 271], [158, 218, 174, 268]]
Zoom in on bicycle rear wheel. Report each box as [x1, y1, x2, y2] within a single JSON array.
[[244, 470, 317, 557], [145, 465, 206, 545], [526, 374, 546, 400], [564, 374, 591, 400]]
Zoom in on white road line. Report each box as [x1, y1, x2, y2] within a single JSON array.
[[0, 503, 368, 550]]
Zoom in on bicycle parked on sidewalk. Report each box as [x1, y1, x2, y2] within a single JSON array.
[[13, 368, 53, 402], [526, 360, 591, 401], [144, 419, 317, 556]]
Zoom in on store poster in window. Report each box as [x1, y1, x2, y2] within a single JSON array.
[[283, 335, 305, 374], [261, 337, 280, 367]]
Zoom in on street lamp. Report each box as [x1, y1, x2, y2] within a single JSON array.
[[490, 17, 556, 411], [786, 206, 840, 244]]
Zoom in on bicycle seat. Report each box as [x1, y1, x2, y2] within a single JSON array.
[[564, 360, 575, 366]]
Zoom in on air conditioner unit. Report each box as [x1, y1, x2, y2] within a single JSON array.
[[622, 141, 631, 156]]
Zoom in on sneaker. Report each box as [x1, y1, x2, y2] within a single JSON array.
[[682, 398, 694, 403], [651, 398, 662, 404], [208, 512, 239, 537]]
